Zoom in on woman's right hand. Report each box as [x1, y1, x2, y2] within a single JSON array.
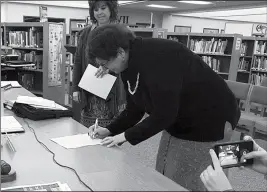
[[88, 125, 111, 139], [241, 136, 267, 175], [73, 91, 80, 102]]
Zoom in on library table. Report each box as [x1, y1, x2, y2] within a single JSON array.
[[1, 87, 187, 191]]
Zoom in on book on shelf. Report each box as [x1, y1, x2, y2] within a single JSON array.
[[70, 31, 79, 46], [189, 38, 228, 54], [18, 73, 34, 91], [201, 56, 220, 72], [8, 28, 43, 48], [250, 73, 267, 85], [11, 49, 42, 70], [1, 27, 3, 46], [251, 57, 267, 71], [240, 42, 248, 56], [238, 57, 250, 71], [254, 40, 267, 55], [168, 36, 180, 42]]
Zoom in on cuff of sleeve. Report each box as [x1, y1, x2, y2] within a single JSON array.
[[124, 128, 140, 146], [106, 123, 118, 136]]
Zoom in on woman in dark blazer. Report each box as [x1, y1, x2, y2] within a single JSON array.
[[87, 24, 241, 191]]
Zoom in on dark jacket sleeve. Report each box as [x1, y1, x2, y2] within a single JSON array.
[[106, 82, 145, 135], [72, 30, 84, 93], [124, 52, 184, 145], [72, 27, 92, 93]]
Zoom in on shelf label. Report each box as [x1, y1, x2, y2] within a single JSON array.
[[235, 37, 241, 50]]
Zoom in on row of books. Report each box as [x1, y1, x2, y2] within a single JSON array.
[[250, 74, 267, 85], [12, 50, 43, 69], [238, 58, 250, 71], [251, 57, 267, 71], [189, 38, 228, 54], [17, 72, 35, 91], [69, 32, 79, 46], [240, 42, 249, 56], [168, 36, 181, 42], [201, 56, 221, 72], [254, 40, 267, 55], [8, 29, 43, 48]]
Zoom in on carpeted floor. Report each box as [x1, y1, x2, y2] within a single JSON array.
[[120, 131, 267, 191]]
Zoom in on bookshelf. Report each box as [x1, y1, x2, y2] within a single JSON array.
[[1, 22, 66, 105], [132, 28, 168, 39], [68, 19, 86, 46], [237, 36, 255, 83], [167, 32, 242, 81]]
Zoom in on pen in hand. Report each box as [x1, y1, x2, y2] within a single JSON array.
[[92, 118, 98, 139]]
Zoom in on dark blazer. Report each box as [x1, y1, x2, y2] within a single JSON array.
[[107, 37, 241, 145]]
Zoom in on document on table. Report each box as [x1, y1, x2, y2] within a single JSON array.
[[1, 116, 24, 133], [1, 81, 21, 88], [1, 181, 71, 191], [78, 64, 117, 100], [51, 134, 102, 149]]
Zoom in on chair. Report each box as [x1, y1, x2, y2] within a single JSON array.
[[225, 80, 254, 137], [247, 85, 267, 140]]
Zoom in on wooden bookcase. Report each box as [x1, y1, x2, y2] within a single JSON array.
[[237, 36, 255, 83], [166, 32, 242, 81], [249, 37, 267, 85], [1, 22, 66, 105]]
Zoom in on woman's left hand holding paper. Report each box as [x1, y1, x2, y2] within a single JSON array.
[[101, 132, 127, 147]]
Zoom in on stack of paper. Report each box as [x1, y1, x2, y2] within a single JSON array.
[[51, 134, 102, 149], [15, 96, 67, 110], [78, 64, 117, 100], [1, 116, 24, 133], [1, 181, 71, 191], [1, 81, 21, 88]]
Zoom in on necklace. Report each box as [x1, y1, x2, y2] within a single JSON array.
[[127, 73, 140, 95]]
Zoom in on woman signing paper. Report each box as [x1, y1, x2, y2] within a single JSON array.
[[87, 24, 240, 191]]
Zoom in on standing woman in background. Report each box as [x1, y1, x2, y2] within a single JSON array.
[[72, 0, 126, 127]]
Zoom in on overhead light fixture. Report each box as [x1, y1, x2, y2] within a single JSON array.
[[179, 1, 213, 5], [118, 1, 135, 5], [147, 4, 176, 9]]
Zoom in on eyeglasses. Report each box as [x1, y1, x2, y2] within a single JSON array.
[[96, 59, 109, 70]]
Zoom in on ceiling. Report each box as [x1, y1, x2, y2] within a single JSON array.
[[7, 1, 267, 14], [119, 1, 267, 13]]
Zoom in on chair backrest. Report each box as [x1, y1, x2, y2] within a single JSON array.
[[249, 85, 267, 106], [225, 80, 251, 101]]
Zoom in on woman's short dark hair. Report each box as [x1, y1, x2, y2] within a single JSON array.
[[87, 24, 136, 61], [88, 0, 118, 24]]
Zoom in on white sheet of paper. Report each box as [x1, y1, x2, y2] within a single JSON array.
[[51, 134, 102, 149], [1, 116, 24, 133], [16, 95, 56, 108], [78, 64, 117, 100], [7, 99, 67, 110], [1, 81, 21, 88]]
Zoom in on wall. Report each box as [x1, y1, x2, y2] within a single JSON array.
[[0, 2, 163, 34], [162, 14, 266, 35], [162, 14, 226, 33]]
